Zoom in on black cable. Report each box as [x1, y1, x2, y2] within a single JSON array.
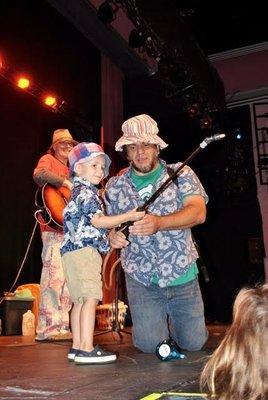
[[0, 220, 38, 306]]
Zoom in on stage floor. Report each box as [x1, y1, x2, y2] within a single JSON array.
[[0, 325, 227, 400]]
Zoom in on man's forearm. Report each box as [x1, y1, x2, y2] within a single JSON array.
[[156, 203, 206, 231], [33, 169, 65, 187], [129, 197, 206, 236]]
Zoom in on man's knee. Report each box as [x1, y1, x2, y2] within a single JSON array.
[[179, 329, 208, 351], [132, 328, 165, 353], [133, 337, 158, 353]]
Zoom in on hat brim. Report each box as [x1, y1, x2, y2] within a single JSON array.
[[115, 135, 168, 152], [73, 152, 111, 178]]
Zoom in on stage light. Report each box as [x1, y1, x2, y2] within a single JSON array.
[[187, 103, 200, 117], [234, 129, 244, 140], [97, 1, 117, 24], [44, 95, 57, 107], [128, 29, 145, 48], [17, 77, 30, 89], [200, 115, 212, 129]]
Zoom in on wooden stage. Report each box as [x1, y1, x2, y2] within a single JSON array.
[[0, 325, 228, 400]]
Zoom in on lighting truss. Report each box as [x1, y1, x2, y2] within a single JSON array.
[[112, 0, 225, 114], [0, 57, 93, 136]]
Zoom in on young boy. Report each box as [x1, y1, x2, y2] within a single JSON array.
[[60, 142, 144, 365]]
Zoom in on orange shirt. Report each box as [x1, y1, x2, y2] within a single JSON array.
[[33, 154, 69, 233]]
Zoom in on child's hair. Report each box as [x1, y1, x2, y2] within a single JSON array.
[[200, 283, 268, 400]]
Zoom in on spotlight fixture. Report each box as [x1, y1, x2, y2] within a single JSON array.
[[234, 128, 244, 140], [17, 77, 30, 89], [0, 55, 93, 136], [187, 103, 200, 117], [128, 29, 145, 49], [97, 1, 117, 24], [43, 95, 57, 107], [200, 115, 212, 129]]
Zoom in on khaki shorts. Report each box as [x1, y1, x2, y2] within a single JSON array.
[[62, 246, 103, 303]]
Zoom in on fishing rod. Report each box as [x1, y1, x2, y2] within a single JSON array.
[[118, 133, 226, 238]]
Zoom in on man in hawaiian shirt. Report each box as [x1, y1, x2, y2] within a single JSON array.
[[104, 114, 208, 353]]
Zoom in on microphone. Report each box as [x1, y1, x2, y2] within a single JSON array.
[[210, 133, 226, 141], [200, 133, 226, 148]]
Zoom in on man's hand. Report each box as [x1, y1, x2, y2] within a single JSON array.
[[128, 214, 160, 236], [109, 228, 129, 248], [128, 196, 206, 236]]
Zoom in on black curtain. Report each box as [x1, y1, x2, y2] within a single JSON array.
[[0, 0, 101, 295]]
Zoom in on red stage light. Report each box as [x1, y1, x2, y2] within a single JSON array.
[[17, 77, 30, 89], [44, 96, 57, 107], [187, 104, 200, 117]]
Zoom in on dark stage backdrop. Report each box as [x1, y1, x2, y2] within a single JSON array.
[[0, 0, 101, 295], [194, 105, 265, 322]]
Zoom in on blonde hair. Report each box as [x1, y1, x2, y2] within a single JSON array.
[[200, 283, 268, 400]]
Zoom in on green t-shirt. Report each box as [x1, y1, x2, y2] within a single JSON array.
[[152, 262, 198, 286], [130, 163, 163, 201]]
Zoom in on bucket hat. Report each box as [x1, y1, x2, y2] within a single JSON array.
[[68, 142, 111, 178], [115, 114, 168, 152]]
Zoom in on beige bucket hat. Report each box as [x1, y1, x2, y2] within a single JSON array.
[[115, 114, 168, 152]]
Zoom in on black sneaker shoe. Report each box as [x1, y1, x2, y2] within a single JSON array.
[[67, 348, 78, 361], [74, 345, 117, 365]]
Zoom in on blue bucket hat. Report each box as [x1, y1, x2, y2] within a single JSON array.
[[68, 142, 111, 178]]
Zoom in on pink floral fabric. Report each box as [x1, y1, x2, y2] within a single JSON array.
[[36, 231, 72, 339]]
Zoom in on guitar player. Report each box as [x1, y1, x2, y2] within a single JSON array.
[[33, 128, 77, 341]]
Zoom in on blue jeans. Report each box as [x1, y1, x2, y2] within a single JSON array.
[[125, 274, 208, 353]]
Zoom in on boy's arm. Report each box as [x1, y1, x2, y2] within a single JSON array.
[[91, 210, 144, 229]]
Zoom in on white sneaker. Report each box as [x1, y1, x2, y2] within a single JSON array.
[[74, 345, 117, 364]]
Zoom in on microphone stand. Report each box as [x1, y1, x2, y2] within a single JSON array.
[[119, 133, 226, 237], [94, 250, 131, 341]]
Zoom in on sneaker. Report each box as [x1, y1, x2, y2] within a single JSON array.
[[68, 348, 78, 361], [74, 345, 117, 365]]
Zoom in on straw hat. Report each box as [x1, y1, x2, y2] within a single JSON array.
[[51, 129, 78, 147], [115, 114, 168, 152]]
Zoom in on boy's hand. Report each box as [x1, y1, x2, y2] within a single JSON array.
[[127, 209, 145, 222], [129, 214, 161, 235]]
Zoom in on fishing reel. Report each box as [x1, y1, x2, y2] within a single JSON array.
[[155, 338, 186, 361]]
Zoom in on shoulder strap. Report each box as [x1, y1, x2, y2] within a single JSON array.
[[167, 166, 179, 188]]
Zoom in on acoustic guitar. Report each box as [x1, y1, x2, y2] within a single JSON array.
[[35, 183, 71, 229]]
